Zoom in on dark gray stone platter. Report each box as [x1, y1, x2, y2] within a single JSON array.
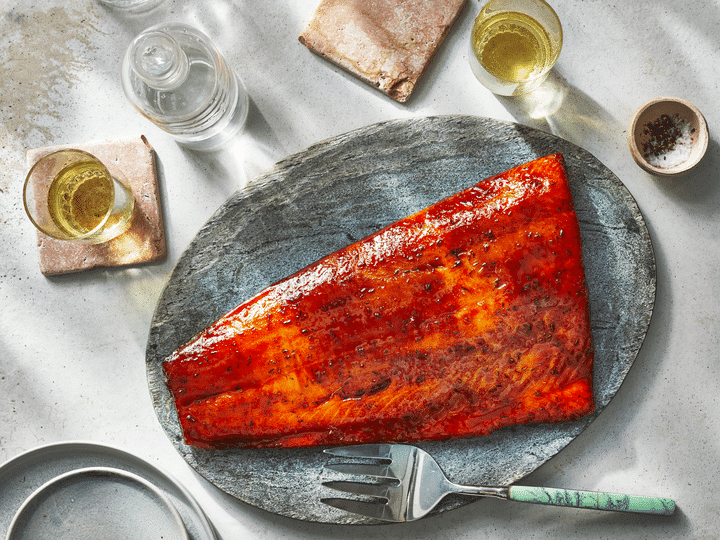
[[146, 115, 656, 524]]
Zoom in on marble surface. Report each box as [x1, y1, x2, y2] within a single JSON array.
[[0, 1, 717, 538], [26, 137, 166, 275]]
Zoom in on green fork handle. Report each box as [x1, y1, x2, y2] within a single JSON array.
[[508, 485, 675, 515]]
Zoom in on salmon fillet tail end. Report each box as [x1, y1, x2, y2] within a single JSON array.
[[163, 153, 595, 450]]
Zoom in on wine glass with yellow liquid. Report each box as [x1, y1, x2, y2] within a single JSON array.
[[23, 149, 135, 244], [469, 0, 562, 96]]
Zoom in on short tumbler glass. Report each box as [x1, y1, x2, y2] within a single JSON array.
[[469, 0, 562, 96], [23, 149, 135, 244]]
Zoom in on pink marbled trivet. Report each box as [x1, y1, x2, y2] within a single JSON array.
[[299, 0, 467, 103], [26, 136, 167, 276]]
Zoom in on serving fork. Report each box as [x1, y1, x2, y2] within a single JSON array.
[[321, 444, 675, 522]]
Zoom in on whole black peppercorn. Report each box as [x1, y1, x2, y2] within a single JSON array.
[[641, 113, 688, 160]]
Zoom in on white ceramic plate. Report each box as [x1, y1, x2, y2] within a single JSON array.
[[0, 442, 216, 540], [6, 467, 188, 540]]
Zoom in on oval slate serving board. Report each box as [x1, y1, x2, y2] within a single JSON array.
[[146, 115, 655, 524]]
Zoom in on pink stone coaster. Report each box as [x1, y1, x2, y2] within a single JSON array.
[[26, 136, 167, 276], [299, 0, 467, 103]]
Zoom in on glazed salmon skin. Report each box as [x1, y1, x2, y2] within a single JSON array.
[[163, 154, 595, 449]]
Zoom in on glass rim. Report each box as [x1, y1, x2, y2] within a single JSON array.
[[479, 0, 564, 43], [23, 149, 116, 241], [121, 22, 225, 124], [471, 0, 563, 87]]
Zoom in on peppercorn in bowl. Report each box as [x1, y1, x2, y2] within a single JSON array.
[[628, 97, 708, 177]]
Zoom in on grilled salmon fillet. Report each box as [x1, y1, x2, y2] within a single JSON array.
[[163, 154, 595, 449]]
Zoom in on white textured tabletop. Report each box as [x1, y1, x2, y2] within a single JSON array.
[[1, 1, 717, 538]]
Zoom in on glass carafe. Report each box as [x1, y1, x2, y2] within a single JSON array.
[[122, 23, 249, 151]]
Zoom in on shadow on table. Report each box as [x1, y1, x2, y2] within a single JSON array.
[[178, 96, 284, 198], [649, 137, 720, 210], [496, 69, 620, 153]]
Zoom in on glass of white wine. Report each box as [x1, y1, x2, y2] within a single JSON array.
[[23, 149, 135, 244], [469, 0, 562, 96]]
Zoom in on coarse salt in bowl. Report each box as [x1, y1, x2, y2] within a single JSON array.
[[628, 97, 709, 177]]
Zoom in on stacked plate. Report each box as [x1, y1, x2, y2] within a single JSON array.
[[0, 442, 215, 540]]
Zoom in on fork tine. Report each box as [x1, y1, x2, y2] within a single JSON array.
[[324, 462, 399, 479], [323, 444, 393, 459], [321, 497, 398, 522], [323, 480, 395, 499]]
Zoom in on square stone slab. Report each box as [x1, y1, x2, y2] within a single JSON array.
[[26, 136, 167, 276], [299, 0, 467, 103]]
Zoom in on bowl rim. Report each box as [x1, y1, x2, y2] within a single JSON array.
[[627, 96, 709, 177]]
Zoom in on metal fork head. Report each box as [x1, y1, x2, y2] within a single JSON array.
[[321, 443, 451, 522]]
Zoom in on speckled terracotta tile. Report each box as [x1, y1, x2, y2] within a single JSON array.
[[299, 0, 467, 102], [25, 136, 167, 276]]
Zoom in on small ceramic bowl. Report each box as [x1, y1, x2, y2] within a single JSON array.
[[628, 97, 708, 177]]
